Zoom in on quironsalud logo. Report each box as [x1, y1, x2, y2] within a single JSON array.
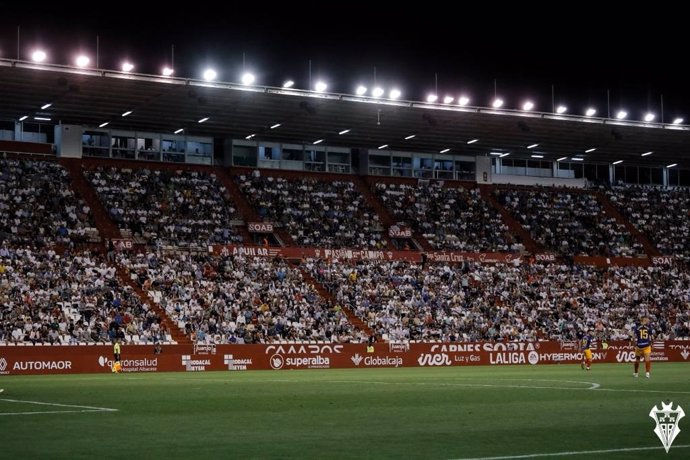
[[649, 401, 685, 453]]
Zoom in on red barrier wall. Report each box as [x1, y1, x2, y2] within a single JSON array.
[[1, 341, 688, 375]]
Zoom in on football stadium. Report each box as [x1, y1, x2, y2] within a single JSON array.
[[1, 13, 689, 459]]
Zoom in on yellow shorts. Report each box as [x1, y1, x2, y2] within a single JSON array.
[[583, 349, 592, 360], [635, 346, 651, 357]]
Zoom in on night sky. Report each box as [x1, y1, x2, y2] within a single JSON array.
[[1, 5, 688, 121]]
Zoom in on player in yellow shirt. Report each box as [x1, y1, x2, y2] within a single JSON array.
[[578, 331, 593, 371], [631, 316, 653, 378]]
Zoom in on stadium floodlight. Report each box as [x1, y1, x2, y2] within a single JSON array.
[[644, 113, 655, 122], [75, 55, 90, 67], [313, 139, 324, 144], [616, 110, 627, 119], [355, 85, 367, 95], [198, 117, 209, 123], [389, 89, 401, 99], [641, 151, 653, 157], [613, 160, 623, 165], [443, 96, 454, 104], [283, 80, 295, 88], [34, 116, 51, 121], [527, 143, 539, 149], [571, 157, 584, 161], [174, 128, 184, 134], [489, 152, 503, 156], [426, 94, 438, 103], [41, 103, 52, 110], [672, 117, 684, 124], [500, 153, 511, 158], [99, 122, 109, 128], [270, 123, 281, 129], [121, 62, 134, 72], [585, 108, 596, 117], [339, 129, 351, 135], [667, 163, 678, 168], [556, 156, 567, 161], [378, 144, 389, 150], [241, 72, 255, 85], [162, 67, 174, 76], [556, 105, 567, 114], [439, 148, 450, 153], [19, 115, 28, 121], [314, 81, 327, 92], [492, 98, 504, 108], [245, 134, 255, 140], [121, 110, 132, 117], [522, 101, 534, 111], [585, 148, 596, 153], [372, 87, 384, 98], [203, 68, 218, 81], [458, 96, 470, 106], [404, 134, 416, 140], [31, 50, 47, 62], [531, 154, 544, 158], [467, 139, 479, 144]]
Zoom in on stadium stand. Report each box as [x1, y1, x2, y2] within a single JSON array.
[[0, 158, 99, 245], [606, 185, 690, 262], [496, 187, 642, 257], [84, 166, 242, 247], [237, 172, 386, 249]]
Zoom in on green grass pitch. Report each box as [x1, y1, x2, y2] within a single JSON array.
[[1, 363, 689, 459]]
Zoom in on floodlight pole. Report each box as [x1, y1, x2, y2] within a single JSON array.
[[17, 26, 20, 60], [96, 35, 100, 69], [308, 60, 312, 90], [660, 94, 664, 124], [551, 84, 555, 113], [171, 45, 175, 70], [607, 89, 610, 119]]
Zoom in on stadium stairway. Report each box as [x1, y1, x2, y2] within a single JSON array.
[[115, 266, 192, 345], [354, 177, 408, 249], [594, 191, 661, 257], [60, 158, 122, 240], [298, 266, 375, 338], [216, 167, 294, 246], [212, 167, 253, 244], [478, 184, 542, 254]]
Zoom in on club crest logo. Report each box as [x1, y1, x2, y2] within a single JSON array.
[[649, 401, 685, 452]]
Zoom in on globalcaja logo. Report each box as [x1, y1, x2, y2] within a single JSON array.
[[649, 401, 685, 452], [351, 354, 364, 366]]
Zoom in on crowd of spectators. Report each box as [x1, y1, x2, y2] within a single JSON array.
[[496, 188, 641, 257], [118, 251, 360, 344], [374, 182, 520, 251], [85, 167, 242, 246], [237, 174, 385, 248], [0, 159, 98, 246], [606, 185, 690, 262], [0, 247, 168, 345], [307, 258, 690, 342]]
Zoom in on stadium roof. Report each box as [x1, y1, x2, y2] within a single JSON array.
[[1, 59, 689, 167]]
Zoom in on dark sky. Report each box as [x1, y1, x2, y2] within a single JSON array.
[[1, 4, 688, 121]]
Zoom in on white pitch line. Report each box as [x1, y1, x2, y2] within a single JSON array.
[[449, 444, 690, 460], [0, 398, 117, 412], [0, 409, 113, 416]]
